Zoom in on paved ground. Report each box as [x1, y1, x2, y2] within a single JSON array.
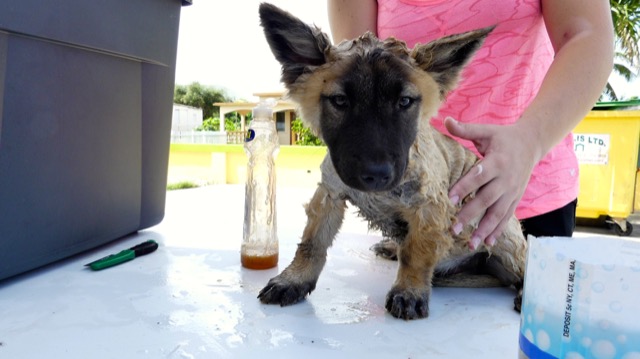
[[575, 212, 640, 238]]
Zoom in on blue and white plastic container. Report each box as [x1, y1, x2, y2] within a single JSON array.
[[519, 235, 640, 359]]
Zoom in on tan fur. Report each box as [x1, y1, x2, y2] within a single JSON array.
[[257, 3, 526, 320]]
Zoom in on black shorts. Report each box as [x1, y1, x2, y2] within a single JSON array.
[[520, 199, 578, 238]]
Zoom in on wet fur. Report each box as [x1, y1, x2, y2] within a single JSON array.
[[257, 3, 527, 320]]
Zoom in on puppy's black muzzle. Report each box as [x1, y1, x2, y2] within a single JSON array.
[[359, 162, 394, 191]]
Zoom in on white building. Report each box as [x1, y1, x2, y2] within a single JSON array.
[[171, 104, 203, 133], [215, 92, 297, 145]]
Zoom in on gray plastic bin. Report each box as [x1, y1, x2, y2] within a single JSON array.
[[0, 0, 190, 280]]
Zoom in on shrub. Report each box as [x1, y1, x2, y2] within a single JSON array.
[[291, 118, 324, 146], [196, 117, 241, 132], [167, 181, 200, 191]]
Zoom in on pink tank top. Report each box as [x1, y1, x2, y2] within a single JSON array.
[[378, 0, 579, 219]]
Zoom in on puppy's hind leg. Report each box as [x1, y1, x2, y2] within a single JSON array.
[[485, 217, 528, 312], [370, 238, 399, 261], [480, 252, 525, 312], [258, 184, 346, 306]]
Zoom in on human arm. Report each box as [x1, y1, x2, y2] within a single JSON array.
[[447, 0, 614, 248], [327, 0, 377, 43]]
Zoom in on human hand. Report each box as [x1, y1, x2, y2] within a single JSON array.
[[445, 117, 541, 249]]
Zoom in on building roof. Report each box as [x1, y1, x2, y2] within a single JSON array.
[[214, 90, 296, 114]]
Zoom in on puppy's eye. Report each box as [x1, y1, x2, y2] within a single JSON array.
[[398, 96, 413, 108], [331, 95, 348, 108]]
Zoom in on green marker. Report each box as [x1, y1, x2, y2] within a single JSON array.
[[85, 240, 159, 271]]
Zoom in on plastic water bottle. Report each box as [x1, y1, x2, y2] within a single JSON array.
[[241, 100, 279, 269]]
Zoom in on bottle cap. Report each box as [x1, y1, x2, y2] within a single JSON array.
[[252, 99, 277, 119]]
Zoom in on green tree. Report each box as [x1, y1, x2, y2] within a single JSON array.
[[224, 112, 245, 131], [173, 82, 232, 119], [197, 117, 220, 131], [291, 118, 324, 146], [196, 117, 243, 132], [606, 0, 640, 100], [602, 51, 637, 100], [611, 0, 640, 67]]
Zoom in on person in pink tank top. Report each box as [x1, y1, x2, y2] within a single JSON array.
[[328, 0, 613, 246]]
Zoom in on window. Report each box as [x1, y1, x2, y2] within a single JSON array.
[[276, 111, 285, 132]]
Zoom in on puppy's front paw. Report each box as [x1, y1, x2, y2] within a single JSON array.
[[385, 286, 430, 320], [258, 274, 316, 306]]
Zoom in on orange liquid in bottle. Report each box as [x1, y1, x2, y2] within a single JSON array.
[[241, 252, 278, 270]]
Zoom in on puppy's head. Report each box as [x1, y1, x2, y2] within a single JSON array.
[[259, 3, 492, 192]]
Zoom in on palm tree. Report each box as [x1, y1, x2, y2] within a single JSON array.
[[606, 0, 640, 100], [602, 51, 637, 100], [611, 0, 639, 66]]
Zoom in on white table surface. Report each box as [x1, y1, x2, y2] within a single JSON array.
[[0, 185, 526, 358]]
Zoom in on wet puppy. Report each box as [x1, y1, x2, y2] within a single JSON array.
[[257, 3, 527, 320]]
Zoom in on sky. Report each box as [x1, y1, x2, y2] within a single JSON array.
[[174, 1, 638, 102], [175, 0, 332, 101]]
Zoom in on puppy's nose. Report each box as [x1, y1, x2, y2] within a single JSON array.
[[360, 162, 394, 191]]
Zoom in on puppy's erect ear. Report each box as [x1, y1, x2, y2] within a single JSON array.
[[259, 3, 331, 86], [411, 26, 495, 97]]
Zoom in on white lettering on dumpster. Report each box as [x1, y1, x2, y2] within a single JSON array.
[[573, 133, 610, 165]]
